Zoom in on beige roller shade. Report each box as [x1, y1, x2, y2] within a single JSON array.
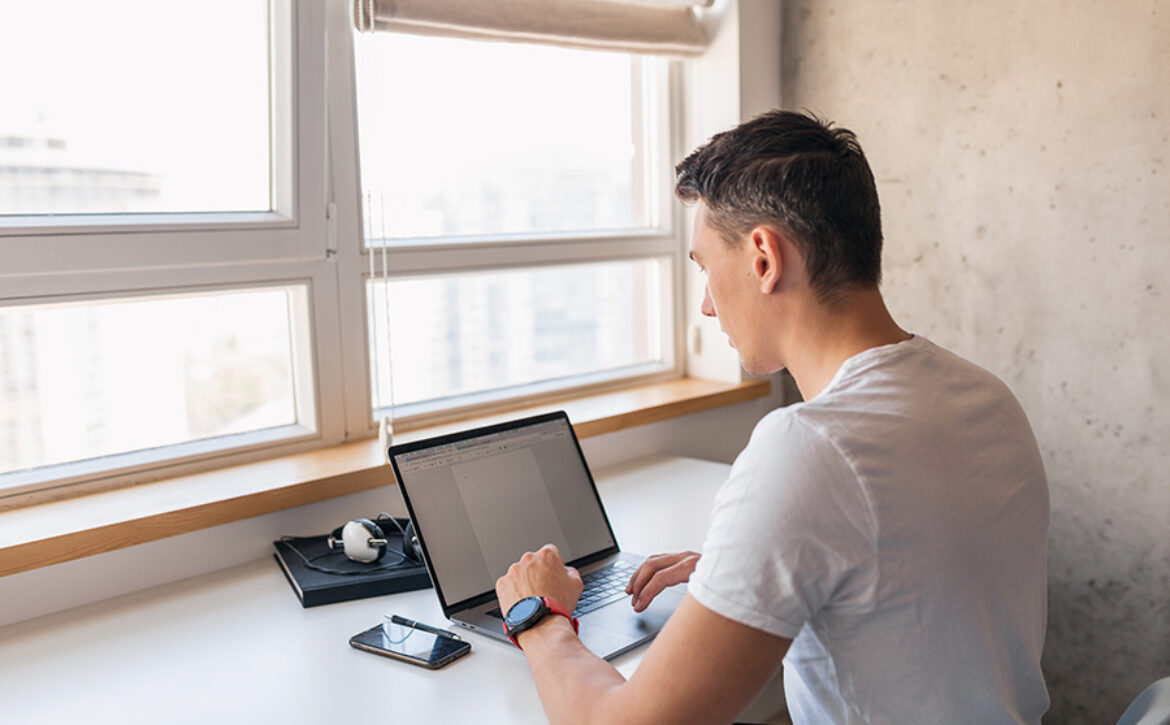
[[353, 0, 712, 56]]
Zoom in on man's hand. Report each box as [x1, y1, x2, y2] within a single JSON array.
[[495, 544, 584, 616], [626, 551, 700, 612], [495, 547, 791, 725]]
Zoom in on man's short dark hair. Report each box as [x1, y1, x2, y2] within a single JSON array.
[[675, 110, 883, 302]]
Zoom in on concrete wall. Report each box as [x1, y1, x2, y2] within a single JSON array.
[[778, 1, 1169, 722]]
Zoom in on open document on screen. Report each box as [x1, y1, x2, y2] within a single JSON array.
[[394, 419, 615, 605], [452, 447, 572, 576]]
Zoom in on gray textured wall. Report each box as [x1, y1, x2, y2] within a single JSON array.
[[779, 2, 1169, 722]]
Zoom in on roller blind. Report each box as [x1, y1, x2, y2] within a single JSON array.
[[352, 0, 712, 56]]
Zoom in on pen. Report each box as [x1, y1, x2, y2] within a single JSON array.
[[389, 614, 463, 641]]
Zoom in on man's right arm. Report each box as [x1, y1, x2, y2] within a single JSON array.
[[498, 545, 789, 725], [521, 592, 791, 725]]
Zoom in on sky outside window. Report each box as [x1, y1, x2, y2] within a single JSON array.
[[0, 0, 270, 216], [356, 32, 647, 241]]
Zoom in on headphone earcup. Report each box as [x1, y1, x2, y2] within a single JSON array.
[[340, 519, 387, 563], [402, 521, 423, 563]]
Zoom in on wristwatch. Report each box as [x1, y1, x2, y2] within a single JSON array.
[[503, 596, 579, 649]]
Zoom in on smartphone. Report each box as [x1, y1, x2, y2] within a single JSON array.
[[349, 620, 471, 669]]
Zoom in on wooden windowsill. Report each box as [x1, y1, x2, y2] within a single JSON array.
[[0, 377, 770, 578]]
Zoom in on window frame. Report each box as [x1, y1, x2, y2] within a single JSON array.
[[0, 2, 324, 265], [0, 276, 323, 495], [332, 25, 688, 435]]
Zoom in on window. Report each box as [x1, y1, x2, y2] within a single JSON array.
[[357, 35, 656, 240], [0, 287, 315, 486], [354, 32, 680, 422], [0, 1, 336, 501], [0, 0, 687, 503], [368, 259, 668, 416], [0, 0, 270, 217]]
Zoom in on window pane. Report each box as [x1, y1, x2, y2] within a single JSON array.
[[0, 288, 303, 476], [356, 34, 653, 241], [0, 0, 270, 216], [368, 260, 665, 412]]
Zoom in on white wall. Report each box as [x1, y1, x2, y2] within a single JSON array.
[[779, 2, 1170, 722]]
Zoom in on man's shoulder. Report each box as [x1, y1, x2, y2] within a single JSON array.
[[811, 336, 1022, 417], [745, 403, 840, 458], [766, 337, 1038, 482], [733, 403, 863, 504], [739, 389, 876, 479]]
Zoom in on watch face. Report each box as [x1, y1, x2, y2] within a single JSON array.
[[505, 597, 543, 626]]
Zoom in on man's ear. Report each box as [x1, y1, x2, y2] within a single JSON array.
[[750, 226, 783, 294]]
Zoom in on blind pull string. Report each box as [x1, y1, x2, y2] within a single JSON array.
[[365, 188, 389, 457], [357, 25, 396, 461], [378, 192, 397, 456]]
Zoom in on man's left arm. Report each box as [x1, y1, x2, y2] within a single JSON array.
[[496, 545, 790, 725]]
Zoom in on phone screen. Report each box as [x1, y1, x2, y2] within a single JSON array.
[[350, 621, 470, 667]]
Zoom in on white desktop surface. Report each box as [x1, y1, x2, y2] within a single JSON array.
[[0, 455, 745, 725]]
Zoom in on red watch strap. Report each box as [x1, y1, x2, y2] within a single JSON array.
[[542, 597, 580, 634], [505, 597, 579, 650]]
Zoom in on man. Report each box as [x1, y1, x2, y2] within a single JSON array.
[[496, 111, 1049, 724]]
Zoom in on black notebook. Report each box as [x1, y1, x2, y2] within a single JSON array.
[[273, 530, 431, 608]]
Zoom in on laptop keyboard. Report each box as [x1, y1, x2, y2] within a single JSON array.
[[574, 560, 636, 616], [486, 560, 637, 620]]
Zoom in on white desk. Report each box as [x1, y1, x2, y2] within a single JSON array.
[[0, 455, 784, 724]]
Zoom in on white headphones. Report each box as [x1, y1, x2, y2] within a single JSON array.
[[327, 518, 389, 563], [280, 514, 422, 577], [323, 515, 423, 565]]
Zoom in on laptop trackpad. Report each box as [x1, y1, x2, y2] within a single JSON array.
[[593, 587, 684, 638], [579, 626, 638, 659]]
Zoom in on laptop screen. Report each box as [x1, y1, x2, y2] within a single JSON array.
[[391, 414, 617, 608]]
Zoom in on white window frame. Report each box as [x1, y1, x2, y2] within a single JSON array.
[[0, 2, 323, 266], [327, 11, 688, 435]]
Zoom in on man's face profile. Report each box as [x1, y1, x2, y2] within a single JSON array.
[[691, 202, 757, 370]]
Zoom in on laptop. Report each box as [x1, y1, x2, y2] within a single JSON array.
[[387, 411, 684, 661]]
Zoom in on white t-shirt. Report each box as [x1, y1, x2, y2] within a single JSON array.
[[690, 336, 1049, 724]]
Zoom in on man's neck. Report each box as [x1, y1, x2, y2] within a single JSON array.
[[783, 288, 911, 401]]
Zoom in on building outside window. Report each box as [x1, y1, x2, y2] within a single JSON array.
[[355, 31, 679, 421]]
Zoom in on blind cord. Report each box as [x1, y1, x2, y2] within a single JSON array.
[[357, 24, 396, 460]]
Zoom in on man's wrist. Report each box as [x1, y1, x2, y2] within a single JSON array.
[[515, 612, 579, 650], [504, 596, 579, 649]]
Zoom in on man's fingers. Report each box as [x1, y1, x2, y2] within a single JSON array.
[[627, 554, 677, 598], [540, 543, 562, 560], [497, 545, 582, 613], [565, 565, 583, 589], [565, 566, 584, 599], [626, 551, 697, 598], [633, 564, 682, 612], [626, 556, 666, 598], [631, 554, 700, 612]]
